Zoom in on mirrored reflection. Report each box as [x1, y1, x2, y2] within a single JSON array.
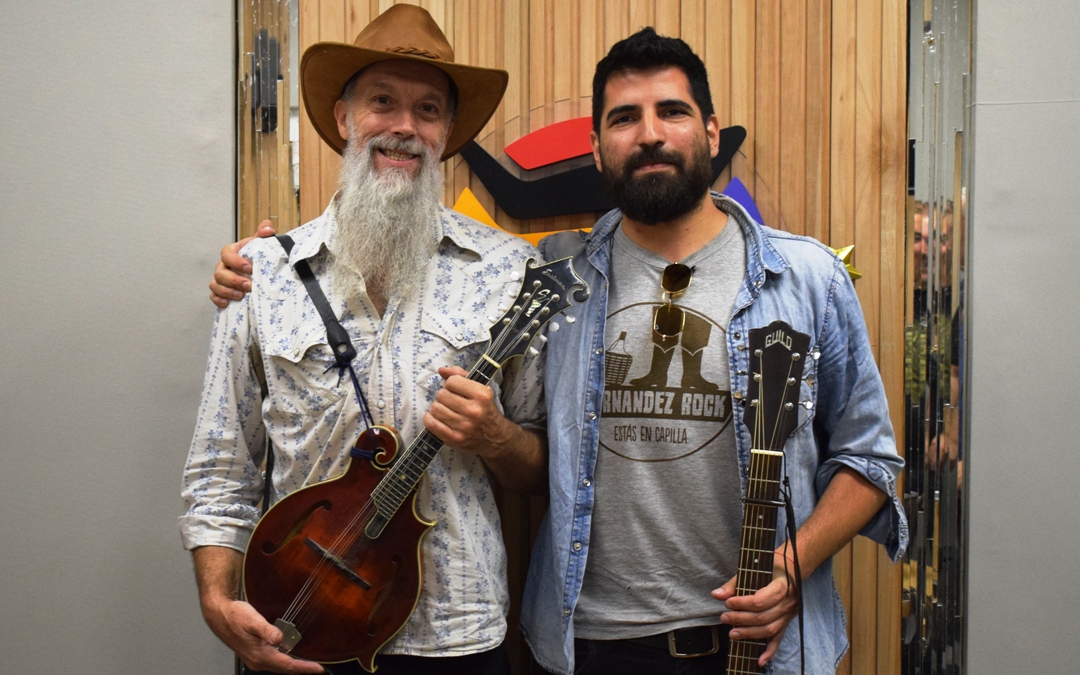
[[237, 0, 300, 238], [902, 0, 971, 673]]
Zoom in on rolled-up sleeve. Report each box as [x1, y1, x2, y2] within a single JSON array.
[[178, 299, 268, 552], [813, 259, 908, 561]]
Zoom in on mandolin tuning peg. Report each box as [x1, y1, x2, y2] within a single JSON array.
[[487, 316, 497, 323], [549, 322, 560, 331], [528, 347, 540, 356], [498, 305, 507, 313], [538, 334, 548, 344], [565, 315, 576, 324], [801, 400, 814, 410]]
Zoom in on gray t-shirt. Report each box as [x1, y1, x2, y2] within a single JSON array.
[[574, 212, 748, 639]]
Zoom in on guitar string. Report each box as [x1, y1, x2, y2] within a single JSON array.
[[730, 349, 767, 669], [276, 292, 556, 634]]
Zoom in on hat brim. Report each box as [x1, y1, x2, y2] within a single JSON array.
[[301, 43, 508, 161]]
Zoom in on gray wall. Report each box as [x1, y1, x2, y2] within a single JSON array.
[[967, 1, 1080, 671], [0, 1, 236, 672]]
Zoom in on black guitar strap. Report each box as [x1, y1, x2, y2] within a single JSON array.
[[274, 235, 377, 445]]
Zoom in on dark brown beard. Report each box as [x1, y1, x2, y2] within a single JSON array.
[[601, 139, 713, 225]]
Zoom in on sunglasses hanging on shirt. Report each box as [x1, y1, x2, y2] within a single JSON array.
[[653, 262, 695, 338]]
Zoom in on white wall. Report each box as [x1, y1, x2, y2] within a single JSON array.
[[968, 1, 1080, 671], [0, 1, 236, 672]]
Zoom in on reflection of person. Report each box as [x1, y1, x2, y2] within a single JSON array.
[[524, 30, 906, 675], [180, 5, 546, 674], [212, 26, 907, 675]]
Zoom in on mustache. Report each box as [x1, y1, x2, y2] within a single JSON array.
[[366, 134, 428, 159], [623, 145, 686, 174]]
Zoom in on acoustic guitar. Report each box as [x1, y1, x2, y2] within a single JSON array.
[[727, 320, 810, 674], [242, 257, 588, 672]]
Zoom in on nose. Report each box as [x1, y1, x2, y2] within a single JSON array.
[[387, 109, 419, 139], [638, 109, 666, 147]]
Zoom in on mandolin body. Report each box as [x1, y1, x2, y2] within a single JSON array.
[[243, 425, 433, 672]]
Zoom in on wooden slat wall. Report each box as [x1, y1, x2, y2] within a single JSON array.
[[287, 2, 907, 673]]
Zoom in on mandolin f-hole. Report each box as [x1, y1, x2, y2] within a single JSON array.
[[260, 499, 333, 555]]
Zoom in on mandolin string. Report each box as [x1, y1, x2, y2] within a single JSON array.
[[282, 293, 557, 630]]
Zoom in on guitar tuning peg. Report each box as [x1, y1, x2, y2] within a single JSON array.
[[565, 315, 576, 324], [528, 347, 540, 356], [549, 322, 560, 332]]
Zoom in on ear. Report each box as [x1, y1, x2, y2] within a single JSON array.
[[334, 99, 350, 140], [590, 130, 603, 172], [705, 113, 721, 158]]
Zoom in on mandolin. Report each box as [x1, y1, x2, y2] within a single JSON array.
[[242, 256, 588, 672], [727, 320, 810, 675]]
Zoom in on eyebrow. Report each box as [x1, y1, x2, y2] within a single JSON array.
[[605, 98, 696, 123]]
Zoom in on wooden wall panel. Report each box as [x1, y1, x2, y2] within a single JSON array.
[[287, 2, 908, 673]]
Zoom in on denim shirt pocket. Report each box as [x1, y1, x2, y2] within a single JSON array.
[[260, 321, 349, 416]]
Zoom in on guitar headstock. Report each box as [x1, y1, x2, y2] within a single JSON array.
[[744, 320, 811, 451], [486, 257, 589, 365]]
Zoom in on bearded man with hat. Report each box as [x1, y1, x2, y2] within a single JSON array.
[[180, 5, 546, 674]]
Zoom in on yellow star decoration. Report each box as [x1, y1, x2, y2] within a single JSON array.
[[832, 245, 862, 280]]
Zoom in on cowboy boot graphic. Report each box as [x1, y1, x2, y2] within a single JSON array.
[[679, 313, 719, 391], [630, 307, 719, 390]]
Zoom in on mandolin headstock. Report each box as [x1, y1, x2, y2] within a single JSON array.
[[485, 257, 589, 365]]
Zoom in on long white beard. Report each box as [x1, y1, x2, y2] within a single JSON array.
[[330, 130, 444, 305]]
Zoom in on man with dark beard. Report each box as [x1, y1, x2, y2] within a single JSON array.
[[521, 29, 907, 675], [181, 6, 545, 675]]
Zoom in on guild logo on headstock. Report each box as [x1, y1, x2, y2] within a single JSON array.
[[765, 328, 793, 351], [526, 289, 551, 317]]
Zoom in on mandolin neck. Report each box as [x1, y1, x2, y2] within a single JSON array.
[[368, 351, 502, 519]]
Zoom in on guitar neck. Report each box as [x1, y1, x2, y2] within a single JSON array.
[[727, 448, 784, 674], [368, 353, 502, 519]]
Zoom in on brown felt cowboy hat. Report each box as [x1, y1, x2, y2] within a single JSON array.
[[301, 3, 508, 160]]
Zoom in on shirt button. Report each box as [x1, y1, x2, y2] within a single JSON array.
[[455, 333, 464, 341], [595, 347, 603, 355], [583, 478, 591, 487], [377, 399, 386, 409], [564, 609, 571, 616], [587, 412, 597, 421], [573, 542, 582, 551]]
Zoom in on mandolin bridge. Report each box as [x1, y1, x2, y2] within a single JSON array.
[[305, 537, 372, 590]]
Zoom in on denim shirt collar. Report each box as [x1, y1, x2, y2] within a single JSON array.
[[584, 192, 789, 282]]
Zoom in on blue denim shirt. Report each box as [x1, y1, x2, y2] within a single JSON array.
[[521, 195, 907, 675]]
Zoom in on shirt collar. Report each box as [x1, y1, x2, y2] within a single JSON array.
[[285, 198, 485, 266], [583, 192, 789, 277]]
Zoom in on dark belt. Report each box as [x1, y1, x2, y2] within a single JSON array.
[[624, 624, 725, 658]]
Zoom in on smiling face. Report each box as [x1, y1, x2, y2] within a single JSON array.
[[333, 59, 455, 177], [592, 66, 720, 226]]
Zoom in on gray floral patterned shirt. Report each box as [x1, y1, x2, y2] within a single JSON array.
[[180, 203, 546, 655]]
